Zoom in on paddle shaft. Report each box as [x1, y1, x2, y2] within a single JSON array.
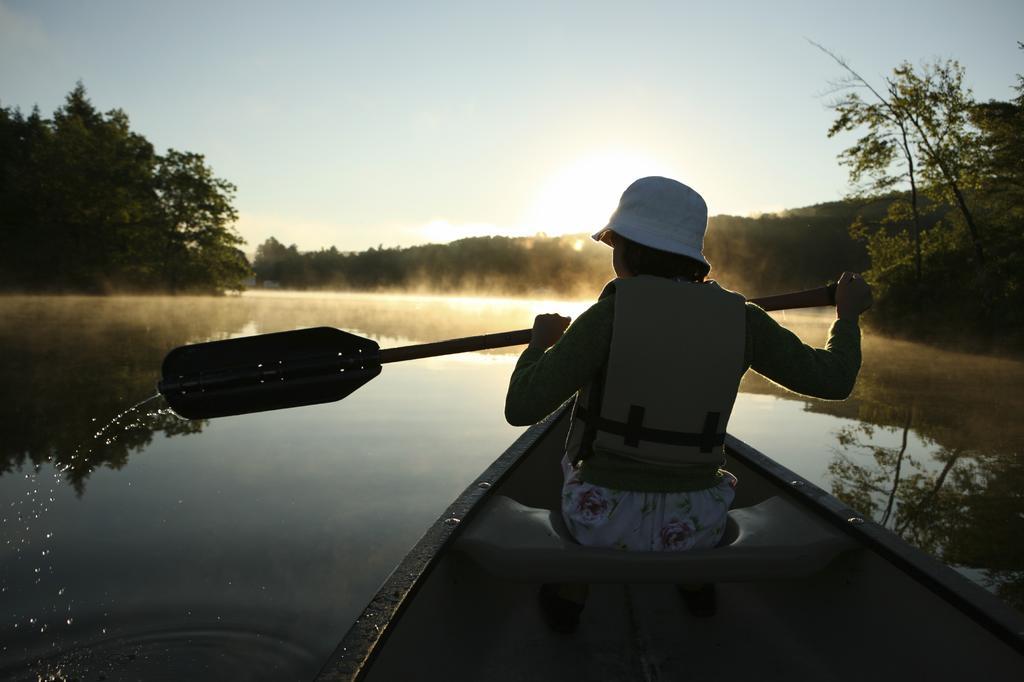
[[750, 282, 837, 313], [378, 283, 837, 364], [380, 329, 533, 363]]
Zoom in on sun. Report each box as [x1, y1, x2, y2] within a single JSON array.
[[524, 150, 674, 236]]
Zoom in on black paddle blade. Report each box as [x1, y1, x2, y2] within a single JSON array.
[[158, 327, 381, 419]]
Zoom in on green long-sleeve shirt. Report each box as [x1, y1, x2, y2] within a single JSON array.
[[504, 295, 862, 491]]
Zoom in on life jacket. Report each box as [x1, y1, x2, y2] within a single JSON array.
[[565, 275, 747, 470]]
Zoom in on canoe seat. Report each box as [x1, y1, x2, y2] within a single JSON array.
[[453, 495, 857, 583]]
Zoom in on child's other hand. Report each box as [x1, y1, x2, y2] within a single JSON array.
[[835, 272, 873, 320], [530, 314, 571, 349]]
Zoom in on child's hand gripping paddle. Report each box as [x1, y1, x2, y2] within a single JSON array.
[[158, 283, 836, 419]]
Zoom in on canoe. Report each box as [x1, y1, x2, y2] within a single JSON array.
[[314, 405, 1024, 681]]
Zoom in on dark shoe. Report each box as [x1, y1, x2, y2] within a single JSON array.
[[678, 583, 717, 617], [538, 583, 584, 633]]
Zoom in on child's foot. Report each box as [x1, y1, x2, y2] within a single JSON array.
[[678, 583, 717, 617], [538, 583, 585, 633]]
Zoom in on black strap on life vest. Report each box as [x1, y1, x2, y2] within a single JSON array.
[[577, 407, 724, 453], [571, 363, 608, 465], [570, 279, 619, 466]]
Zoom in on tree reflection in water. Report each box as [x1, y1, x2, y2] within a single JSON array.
[[0, 296, 233, 494], [0, 291, 562, 494], [733, 312, 1024, 612], [829, 419, 1024, 611]]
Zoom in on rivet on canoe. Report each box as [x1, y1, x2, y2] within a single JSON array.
[[847, 517, 865, 525], [444, 517, 461, 526], [477, 482, 492, 489], [790, 480, 805, 487]]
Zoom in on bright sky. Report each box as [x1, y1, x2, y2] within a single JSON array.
[[1, 1, 1020, 252]]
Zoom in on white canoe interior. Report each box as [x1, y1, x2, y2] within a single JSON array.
[[317, 408, 1024, 681]]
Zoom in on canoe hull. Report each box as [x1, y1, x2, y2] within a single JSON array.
[[316, 406, 1024, 681]]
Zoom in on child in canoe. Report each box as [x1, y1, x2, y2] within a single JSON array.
[[504, 176, 872, 629]]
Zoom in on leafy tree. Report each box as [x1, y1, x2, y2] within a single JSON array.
[[39, 84, 157, 288], [815, 42, 928, 285], [891, 60, 986, 265], [818, 46, 1024, 349], [969, 44, 1024, 335], [817, 46, 991, 280], [972, 48, 1024, 204], [152, 150, 248, 292], [0, 84, 250, 293]]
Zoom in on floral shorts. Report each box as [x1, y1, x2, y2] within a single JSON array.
[[560, 455, 737, 551]]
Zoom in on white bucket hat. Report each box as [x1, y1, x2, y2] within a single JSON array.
[[592, 176, 710, 269]]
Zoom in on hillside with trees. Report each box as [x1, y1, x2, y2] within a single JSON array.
[[0, 84, 250, 293], [250, 204, 878, 299]]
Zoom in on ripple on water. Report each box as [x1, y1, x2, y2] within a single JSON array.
[[7, 626, 322, 681]]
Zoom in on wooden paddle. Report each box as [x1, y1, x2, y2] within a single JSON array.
[[158, 283, 836, 419]]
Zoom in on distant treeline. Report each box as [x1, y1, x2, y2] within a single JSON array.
[[252, 202, 881, 299], [0, 84, 250, 293]]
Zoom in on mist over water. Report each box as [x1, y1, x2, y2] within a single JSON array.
[[1, 292, 1021, 679]]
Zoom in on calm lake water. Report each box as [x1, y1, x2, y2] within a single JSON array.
[[2, 291, 1022, 680]]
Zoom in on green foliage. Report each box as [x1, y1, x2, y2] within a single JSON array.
[[972, 65, 1024, 205], [0, 83, 250, 293], [824, 48, 1024, 351], [151, 150, 249, 292], [827, 91, 908, 195]]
